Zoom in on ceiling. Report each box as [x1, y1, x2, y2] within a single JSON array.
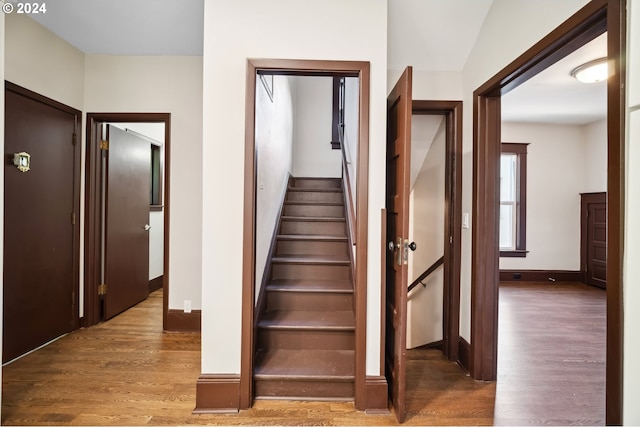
[[22, 0, 606, 125], [502, 33, 607, 125], [26, 0, 204, 55]]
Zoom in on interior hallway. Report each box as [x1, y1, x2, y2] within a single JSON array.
[[1, 282, 604, 425]]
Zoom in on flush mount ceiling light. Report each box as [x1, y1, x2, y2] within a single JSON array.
[[570, 57, 609, 83]]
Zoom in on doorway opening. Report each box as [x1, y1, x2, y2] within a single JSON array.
[[384, 69, 463, 421], [239, 59, 370, 410], [470, 0, 624, 423], [84, 113, 170, 328]]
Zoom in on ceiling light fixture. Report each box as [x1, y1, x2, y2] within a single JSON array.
[[570, 57, 609, 83]]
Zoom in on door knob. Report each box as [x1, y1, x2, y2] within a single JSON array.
[[388, 241, 396, 251], [144, 224, 151, 231], [408, 242, 417, 251]]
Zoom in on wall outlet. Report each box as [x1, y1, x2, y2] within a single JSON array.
[[184, 300, 192, 313]]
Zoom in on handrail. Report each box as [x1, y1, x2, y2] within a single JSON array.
[[339, 125, 356, 246], [408, 255, 445, 293]]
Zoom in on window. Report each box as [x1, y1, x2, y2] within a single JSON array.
[[500, 143, 528, 257], [150, 143, 162, 209]]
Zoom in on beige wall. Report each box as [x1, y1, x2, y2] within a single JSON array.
[[407, 118, 446, 348], [84, 55, 203, 311], [500, 122, 584, 271], [255, 75, 294, 301], [582, 119, 608, 193], [1, 10, 5, 403], [201, 0, 387, 375], [4, 13, 84, 110], [292, 76, 341, 178], [624, 0, 640, 423]]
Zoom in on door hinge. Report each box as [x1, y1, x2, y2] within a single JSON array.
[[72, 133, 77, 146], [100, 140, 109, 150], [98, 284, 107, 296], [71, 212, 76, 225]]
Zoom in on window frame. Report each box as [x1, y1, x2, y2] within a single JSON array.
[[499, 142, 528, 257]]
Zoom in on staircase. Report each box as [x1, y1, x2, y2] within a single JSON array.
[[254, 177, 355, 400]]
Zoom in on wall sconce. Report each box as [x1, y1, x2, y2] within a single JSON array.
[[570, 57, 608, 83], [13, 152, 31, 173]]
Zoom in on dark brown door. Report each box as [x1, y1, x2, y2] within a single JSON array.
[[581, 192, 606, 289], [3, 85, 79, 363], [103, 125, 151, 319], [385, 66, 412, 423]]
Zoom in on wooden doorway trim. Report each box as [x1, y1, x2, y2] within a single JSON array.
[[411, 100, 463, 361], [84, 112, 171, 329], [470, 0, 625, 423], [241, 59, 370, 410]]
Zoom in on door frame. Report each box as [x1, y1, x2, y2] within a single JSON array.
[[411, 101, 463, 362], [470, 0, 625, 423], [240, 59, 370, 409], [84, 112, 171, 328]]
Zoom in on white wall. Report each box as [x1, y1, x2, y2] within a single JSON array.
[[4, 13, 84, 110], [84, 55, 204, 311], [1, 10, 6, 404], [343, 77, 359, 213], [202, 0, 387, 375], [291, 76, 341, 178], [624, 1, 640, 423], [500, 122, 584, 271], [582, 118, 607, 193], [407, 118, 446, 348], [459, 0, 591, 341], [255, 75, 294, 300], [388, 69, 463, 100]]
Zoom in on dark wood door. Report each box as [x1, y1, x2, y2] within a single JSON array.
[[104, 125, 151, 319], [385, 66, 412, 423], [581, 192, 606, 289], [3, 86, 79, 363]]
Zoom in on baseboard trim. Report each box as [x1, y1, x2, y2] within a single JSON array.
[[499, 269, 583, 282], [193, 374, 240, 414], [364, 376, 389, 414], [458, 337, 470, 374], [149, 275, 163, 293], [166, 309, 201, 332]]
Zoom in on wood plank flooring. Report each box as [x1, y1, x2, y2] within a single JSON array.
[[1, 282, 605, 425]]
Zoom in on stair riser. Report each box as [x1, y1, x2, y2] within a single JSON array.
[[283, 204, 344, 218], [281, 221, 345, 236], [292, 178, 342, 190], [276, 240, 348, 256], [258, 329, 355, 350], [272, 264, 350, 280], [286, 191, 343, 203], [266, 291, 353, 311], [254, 379, 354, 399]]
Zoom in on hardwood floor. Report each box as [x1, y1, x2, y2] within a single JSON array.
[[1, 282, 605, 425], [494, 282, 605, 425]]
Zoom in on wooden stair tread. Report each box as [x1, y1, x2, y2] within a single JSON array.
[[287, 187, 343, 193], [259, 310, 355, 330], [272, 254, 350, 264], [277, 234, 347, 242], [268, 279, 352, 293], [281, 216, 345, 222], [284, 201, 344, 206], [254, 349, 354, 380]]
